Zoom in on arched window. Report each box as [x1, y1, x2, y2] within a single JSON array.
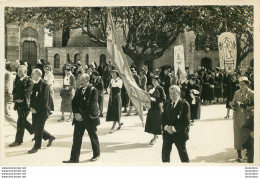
[[54, 54, 60, 68], [99, 54, 106, 65], [74, 53, 80, 63], [21, 27, 38, 38], [67, 53, 70, 62], [85, 54, 89, 65]]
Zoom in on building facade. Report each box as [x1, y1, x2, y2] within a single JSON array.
[[5, 22, 253, 74]]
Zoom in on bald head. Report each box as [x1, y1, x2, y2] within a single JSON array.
[[17, 65, 27, 78], [169, 85, 181, 102], [31, 68, 42, 82], [80, 73, 90, 87]]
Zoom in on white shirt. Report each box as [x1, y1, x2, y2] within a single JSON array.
[[19, 76, 26, 81], [172, 98, 180, 108], [44, 72, 54, 86], [111, 78, 122, 88], [64, 74, 72, 86], [34, 78, 41, 84]]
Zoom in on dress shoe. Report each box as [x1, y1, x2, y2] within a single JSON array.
[[62, 160, 79, 163], [58, 117, 65, 122], [47, 137, 55, 147], [117, 123, 123, 130], [9, 142, 21, 147], [90, 156, 100, 162], [28, 148, 39, 154]]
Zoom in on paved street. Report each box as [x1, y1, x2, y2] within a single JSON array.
[[2, 78, 247, 166]]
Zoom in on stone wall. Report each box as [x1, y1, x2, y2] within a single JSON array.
[[46, 47, 108, 74], [6, 24, 20, 70]]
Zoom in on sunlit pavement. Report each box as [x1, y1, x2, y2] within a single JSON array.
[[2, 78, 248, 166]]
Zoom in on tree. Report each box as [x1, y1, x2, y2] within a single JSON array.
[[5, 6, 253, 70], [193, 6, 253, 68]]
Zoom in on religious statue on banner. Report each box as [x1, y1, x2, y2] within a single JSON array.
[[218, 32, 237, 73]]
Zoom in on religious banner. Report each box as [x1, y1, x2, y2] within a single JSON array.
[[106, 11, 151, 125], [174, 45, 186, 83], [218, 32, 237, 73]]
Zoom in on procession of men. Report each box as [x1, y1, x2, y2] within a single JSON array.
[[3, 6, 255, 165], [4, 56, 254, 163]]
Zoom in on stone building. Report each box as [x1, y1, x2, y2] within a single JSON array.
[[5, 22, 253, 74], [5, 22, 46, 69]]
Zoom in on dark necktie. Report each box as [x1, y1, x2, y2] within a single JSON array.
[[172, 102, 175, 108]]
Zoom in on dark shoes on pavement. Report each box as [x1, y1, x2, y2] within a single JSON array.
[[62, 156, 100, 163], [47, 137, 55, 147], [90, 156, 100, 162], [117, 123, 123, 130], [28, 148, 39, 154], [9, 142, 21, 147], [63, 160, 79, 163], [58, 117, 65, 122]]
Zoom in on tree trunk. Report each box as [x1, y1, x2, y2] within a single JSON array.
[[135, 57, 145, 74], [62, 26, 70, 47]]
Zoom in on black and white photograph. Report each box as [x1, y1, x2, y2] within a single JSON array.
[[0, 0, 259, 177]]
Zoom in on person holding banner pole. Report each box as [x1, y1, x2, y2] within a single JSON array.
[[106, 70, 123, 133], [145, 75, 166, 145]]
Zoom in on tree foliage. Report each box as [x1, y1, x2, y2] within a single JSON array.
[[5, 6, 253, 69]]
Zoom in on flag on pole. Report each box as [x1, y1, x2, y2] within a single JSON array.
[[106, 10, 151, 125], [218, 32, 237, 73], [174, 45, 186, 83]]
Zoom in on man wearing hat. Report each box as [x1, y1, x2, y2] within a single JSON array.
[[214, 67, 223, 103], [92, 71, 104, 117]]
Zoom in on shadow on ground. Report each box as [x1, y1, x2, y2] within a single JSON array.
[[190, 148, 245, 163]]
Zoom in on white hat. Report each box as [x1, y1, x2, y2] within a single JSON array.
[[238, 76, 249, 83]]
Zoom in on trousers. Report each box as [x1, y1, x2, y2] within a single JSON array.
[[70, 121, 100, 161], [32, 114, 54, 149], [15, 108, 34, 144], [162, 138, 189, 163]]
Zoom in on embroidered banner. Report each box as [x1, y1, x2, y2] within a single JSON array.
[[218, 32, 237, 73]]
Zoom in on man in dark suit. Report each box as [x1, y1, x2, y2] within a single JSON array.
[[28, 69, 55, 154], [9, 65, 35, 147], [161, 85, 190, 162], [63, 73, 100, 163]]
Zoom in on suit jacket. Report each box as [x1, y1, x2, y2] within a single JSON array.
[[30, 79, 54, 119], [72, 85, 100, 127], [161, 99, 190, 142], [13, 76, 34, 110]]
